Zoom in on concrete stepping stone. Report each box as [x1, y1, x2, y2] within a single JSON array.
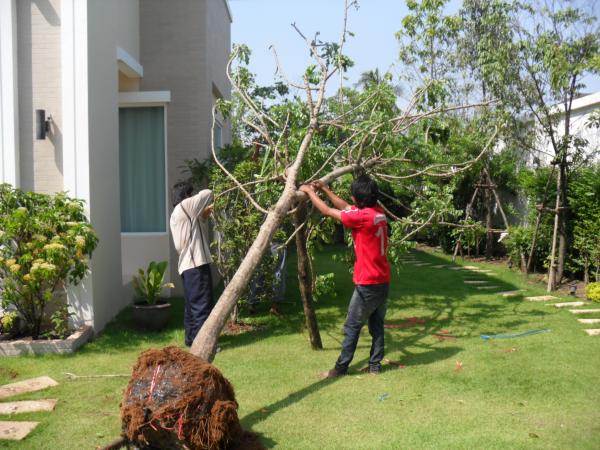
[[0, 421, 39, 440], [584, 329, 600, 336], [0, 399, 57, 415], [431, 265, 448, 268], [476, 286, 500, 290], [500, 290, 523, 297], [449, 267, 467, 271], [578, 318, 600, 324], [525, 295, 558, 302], [0, 377, 58, 400], [569, 309, 600, 314], [413, 263, 432, 266], [471, 269, 493, 273], [463, 266, 479, 270], [552, 301, 586, 308], [464, 280, 488, 284]]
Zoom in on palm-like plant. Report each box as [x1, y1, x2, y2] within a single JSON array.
[[133, 261, 174, 305]]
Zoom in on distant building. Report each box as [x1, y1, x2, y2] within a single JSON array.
[[531, 91, 600, 167], [0, 0, 232, 332]]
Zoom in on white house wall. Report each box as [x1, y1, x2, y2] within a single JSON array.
[[139, 0, 232, 293], [0, 0, 20, 187], [16, 0, 63, 193], [85, 0, 140, 331], [534, 94, 600, 165]]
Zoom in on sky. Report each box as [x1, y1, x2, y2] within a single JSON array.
[[229, 0, 600, 98]]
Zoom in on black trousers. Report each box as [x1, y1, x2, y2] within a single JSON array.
[[181, 264, 214, 346]]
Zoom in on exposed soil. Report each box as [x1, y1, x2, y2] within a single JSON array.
[[0, 367, 18, 379], [222, 321, 263, 336], [121, 346, 264, 450]]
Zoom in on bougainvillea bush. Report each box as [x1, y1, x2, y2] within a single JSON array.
[[0, 184, 98, 339]]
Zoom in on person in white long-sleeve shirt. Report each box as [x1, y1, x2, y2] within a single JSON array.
[[170, 182, 214, 347]]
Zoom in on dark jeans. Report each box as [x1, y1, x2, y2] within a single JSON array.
[[335, 283, 389, 373], [181, 264, 214, 347]]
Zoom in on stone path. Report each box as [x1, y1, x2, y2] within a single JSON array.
[[578, 318, 600, 324], [464, 280, 488, 285], [500, 291, 523, 297], [476, 286, 500, 290], [552, 301, 586, 308], [569, 309, 600, 314], [0, 377, 57, 400], [0, 377, 58, 441], [0, 400, 57, 415], [525, 295, 559, 302], [0, 421, 39, 441], [568, 307, 600, 336]]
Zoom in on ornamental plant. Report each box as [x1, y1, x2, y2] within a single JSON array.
[[586, 282, 600, 303], [0, 184, 98, 339], [132, 260, 174, 305]]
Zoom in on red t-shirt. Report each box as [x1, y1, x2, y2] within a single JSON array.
[[340, 205, 390, 285]]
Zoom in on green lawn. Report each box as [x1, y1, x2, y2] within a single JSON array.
[[1, 247, 599, 449]]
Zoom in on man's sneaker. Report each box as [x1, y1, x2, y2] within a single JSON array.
[[318, 368, 345, 380], [359, 366, 381, 375]]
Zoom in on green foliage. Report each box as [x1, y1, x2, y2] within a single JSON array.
[[570, 164, 600, 281], [132, 261, 174, 305], [313, 273, 336, 301], [0, 311, 18, 335], [0, 184, 98, 339], [45, 305, 74, 340], [585, 282, 600, 302], [502, 226, 532, 269]]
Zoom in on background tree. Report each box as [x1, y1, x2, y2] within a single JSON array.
[[473, 0, 600, 289]]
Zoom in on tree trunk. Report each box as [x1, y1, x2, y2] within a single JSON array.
[[583, 258, 589, 285], [547, 173, 561, 292], [556, 160, 569, 283], [293, 202, 323, 350], [527, 168, 555, 274], [485, 188, 494, 259], [190, 187, 297, 361]]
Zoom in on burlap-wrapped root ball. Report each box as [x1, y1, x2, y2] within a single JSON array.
[[121, 346, 263, 450]]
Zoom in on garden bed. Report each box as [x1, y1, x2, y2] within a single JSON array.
[[0, 325, 93, 357]]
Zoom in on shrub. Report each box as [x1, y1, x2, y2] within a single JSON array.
[[0, 184, 98, 339], [586, 282, 600, 303]]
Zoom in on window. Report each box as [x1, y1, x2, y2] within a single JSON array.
[[119, 106, 166, 232]]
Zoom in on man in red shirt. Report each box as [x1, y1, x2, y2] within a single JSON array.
[[299, 175, 390, 378]]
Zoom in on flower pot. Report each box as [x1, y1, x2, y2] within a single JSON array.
[[131, 300, 172, 331]]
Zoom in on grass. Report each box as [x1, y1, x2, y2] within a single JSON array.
[[1, 246, 599, 449]]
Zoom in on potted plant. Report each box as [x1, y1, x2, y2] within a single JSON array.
[[132, 261, 174, 331]]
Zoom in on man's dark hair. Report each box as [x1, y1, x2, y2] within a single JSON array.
[[351, 175, 379, 208], [172, 181, 194, 207]]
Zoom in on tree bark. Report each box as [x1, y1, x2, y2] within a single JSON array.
[[485, 187, 494, 259], [556, 159, 568, 283], [293, 202, 323, 350], [547, 171, 561, 292]]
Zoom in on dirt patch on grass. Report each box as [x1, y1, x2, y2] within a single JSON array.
[[222, 321, 263, 336], [0, 367, 18, 379], [121, 346, 263, 450]]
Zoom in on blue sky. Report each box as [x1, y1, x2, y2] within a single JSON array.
[[229, 0, 600, 97]]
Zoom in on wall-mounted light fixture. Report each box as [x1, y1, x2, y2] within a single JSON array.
[[35, 109, 52, 140]]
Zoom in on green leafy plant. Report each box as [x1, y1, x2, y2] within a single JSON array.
[[314, 273, 337, 302], [0, 184, 98, 339], [132, 261, 174, 305], [586, 282, 600, 303], [44, 305, 74, 340]]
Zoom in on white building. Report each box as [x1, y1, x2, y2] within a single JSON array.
[[0, 0, 232, 332], [532, 91, 600, 166]]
